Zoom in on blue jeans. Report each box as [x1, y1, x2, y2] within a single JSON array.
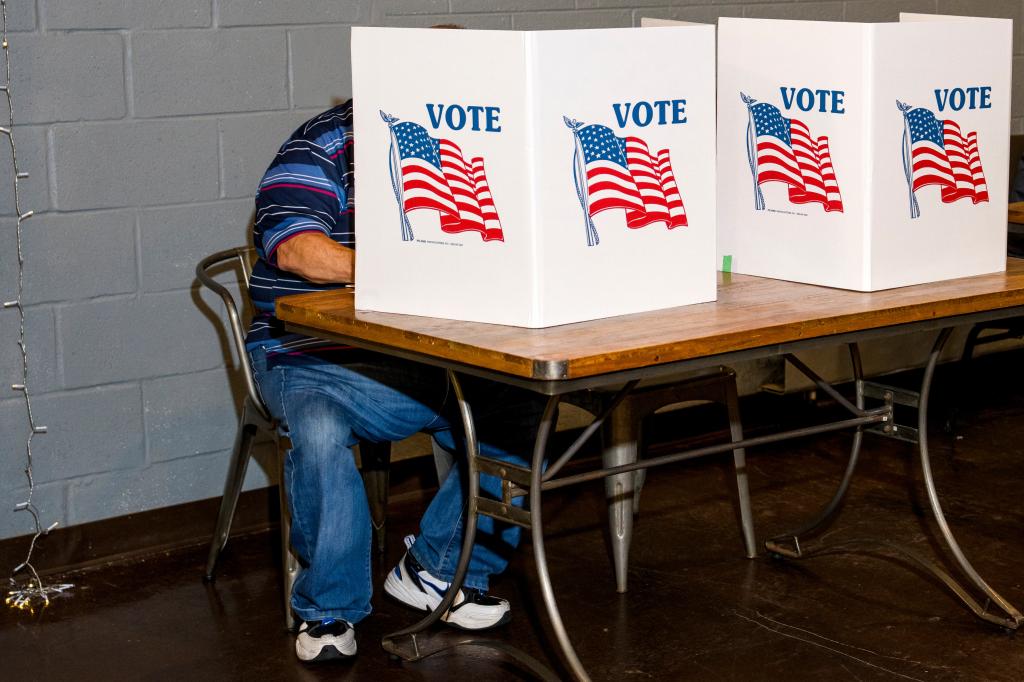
[[249, 347, 544, 625]]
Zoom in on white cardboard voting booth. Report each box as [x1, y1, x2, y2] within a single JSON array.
[[717, 14, 1012, 291], [351, 25, 717, 327]]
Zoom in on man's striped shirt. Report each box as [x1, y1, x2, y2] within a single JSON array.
[[245, 101, 355, 362]]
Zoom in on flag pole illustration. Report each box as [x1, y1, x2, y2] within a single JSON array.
[[381, 110, 504, 243], [565, 115, 687, 247], [381, 111, 416, 241], [896, 100, 988, 220], [897, 101, 921, 219], [742, 93, 766, 211], [564, 116, 601, 247], [741, 92, 843, 213]]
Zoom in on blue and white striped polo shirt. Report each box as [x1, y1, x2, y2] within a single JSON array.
[[245, 101, 356, 362]]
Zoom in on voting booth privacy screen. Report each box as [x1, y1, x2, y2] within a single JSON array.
[[351, 25, 717, 327], [717, 14, 1012, 291]]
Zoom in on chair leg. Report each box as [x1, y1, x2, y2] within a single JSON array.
[[602, 401, 640, 594], [203, 403, 258, 581], [723, 376, 757, 558], [431, 437, 455, 484], [278, 441, 299, 632], [360, 440, 392, 554], [632, 423, 649, 516]]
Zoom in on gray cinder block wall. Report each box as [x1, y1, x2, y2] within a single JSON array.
[[1, 0, 1021, 539]]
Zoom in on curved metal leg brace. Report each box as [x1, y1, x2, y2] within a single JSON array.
[[530, 395, 594, 682], [918, 328, 1024, 628], [766, 343, 865, 556], [381, 370, 485, 658], [381, 372, 561, 680]]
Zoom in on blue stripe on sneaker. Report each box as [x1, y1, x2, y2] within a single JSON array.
[[404, 555, 448, 598]]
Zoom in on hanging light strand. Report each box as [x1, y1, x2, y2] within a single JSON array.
[[2, 0, 72, 612]]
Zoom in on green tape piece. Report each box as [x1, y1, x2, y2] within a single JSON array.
[[722, 255, 732, 273]]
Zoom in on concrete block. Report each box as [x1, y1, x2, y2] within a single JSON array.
[[218, 0, 362, 26], [578, 0, 691, 6], [219, 110, 322, 198], [452, 0, 571, 11], [5, 1, 37, 31], [0, 384, 145, 485], [370, 0, 449, 22], [7, 32, 125, 124], [0, 258, 59, 393], [139, 198, 253, 292], [67, 447, 272, 525], [0, 482, 66, 541], [21, 210, 137, 304], [59, 289, 233, 388], [143, 368, 245, 461], [742, 2, 844, 20], [289, 26, 352, 109], [41, 0, 211, 29], [380, 13, 513, 29], [511, 9, 632, 30], [52, 119, 220, 210], [633, 5, 744, 24], [0, 126, 49, 217], [132, 29, 287, 117], [246, 440, 278, 488], [843, 0, 937, 22], [1015, 56, 1024, 121]]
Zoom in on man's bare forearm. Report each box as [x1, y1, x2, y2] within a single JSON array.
[[275, 232, 355, 284]]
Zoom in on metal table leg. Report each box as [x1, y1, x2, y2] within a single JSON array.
[[381, 370, 483, 659], [917, 328, 1024, 629], [601, 399, 640, 594], [766, 343, 865, 556], [767, 331, 1024, 629], [530, 394, 595, 682], [382, 371, 560, 680]]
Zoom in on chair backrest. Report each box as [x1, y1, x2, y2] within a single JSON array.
[[196, 247, 271, 422]]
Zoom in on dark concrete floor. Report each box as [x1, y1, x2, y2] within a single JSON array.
[[3, 351, 1024, 681]]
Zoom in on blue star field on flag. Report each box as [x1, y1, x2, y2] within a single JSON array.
[[750, 102, 791, 146], [905, 107, 945, 147], [577, 124, 629, 168], [393, 121, 442, 168]]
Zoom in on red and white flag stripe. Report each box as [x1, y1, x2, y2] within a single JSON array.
[[756, 118, 843, 212], [910, 121, 988, 205], [400, 138, 504, 241]]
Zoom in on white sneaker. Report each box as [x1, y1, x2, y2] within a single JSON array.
[[294, 618, 357, 662], [383, 535, 511, 631]]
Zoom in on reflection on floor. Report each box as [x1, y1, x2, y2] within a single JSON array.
[[3, 351, 1024, 680]]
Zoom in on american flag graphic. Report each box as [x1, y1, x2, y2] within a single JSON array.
[[747, 100, 843, 212], [387, 117, 503, 242], [574, 123, 687, 231], [904, 105, 988, 205]]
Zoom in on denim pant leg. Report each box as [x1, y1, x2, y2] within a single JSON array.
[[410, 379, 546, 592], [251, 350, 448, 624]]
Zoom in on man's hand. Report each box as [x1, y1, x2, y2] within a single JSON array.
[[275, 232, 355, 284]]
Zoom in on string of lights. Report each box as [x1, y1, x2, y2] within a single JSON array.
[[2, 0, 73, 612]]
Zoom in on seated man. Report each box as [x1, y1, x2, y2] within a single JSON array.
[[245, 100, 543, 662]]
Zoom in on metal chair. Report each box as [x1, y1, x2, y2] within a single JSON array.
[[577, 367, 755, 593], [196, 247, 393, 631]]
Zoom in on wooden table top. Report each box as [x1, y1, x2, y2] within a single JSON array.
[[277, 258, 1024, 381]]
